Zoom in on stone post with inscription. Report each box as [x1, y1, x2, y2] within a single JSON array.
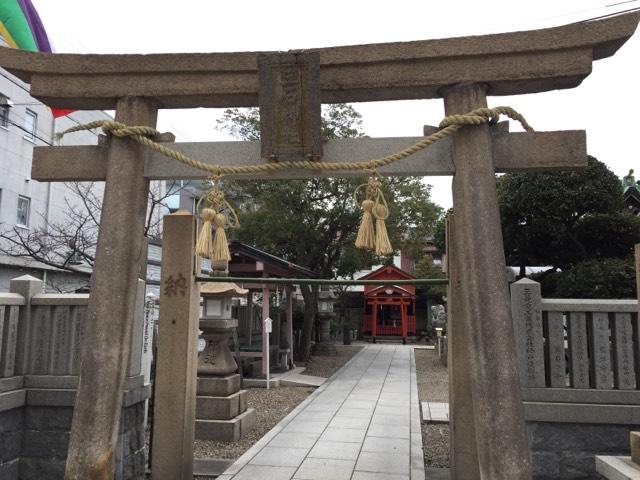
[[151, 211, 199, 480], [510, 278, 545, 388]]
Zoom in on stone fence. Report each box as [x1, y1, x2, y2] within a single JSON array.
[[510, 278, 640, 480], [0, 275, 152, 480]]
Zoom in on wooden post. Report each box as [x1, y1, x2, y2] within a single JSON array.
[[151, 211, 199, 479], [447, 212, 480, 479], [401, 302, 408, 339], [246, 292, 253, 346], [371, 300, 378, 339], [65, 97, 157, 480], [444, 83, 531, 479], [262, 286, 270, 375], [286, 286, 294, 368]]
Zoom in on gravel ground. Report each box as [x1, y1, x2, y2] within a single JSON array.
[[302, 344, 363, 378], [414, 347, 450, 469], [193, 386, 315, 460]]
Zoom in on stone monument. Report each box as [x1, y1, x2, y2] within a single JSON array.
[[195, 281, 256, 441]]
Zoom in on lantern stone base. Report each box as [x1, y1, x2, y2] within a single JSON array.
[[195, 408, 257, 441], [195, 373, 256, 441], [197, 374, 241, 397], [196, 390, 248, 420], [313, 342, 337, 356]]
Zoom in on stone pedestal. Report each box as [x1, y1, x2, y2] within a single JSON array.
[[195, 318, 256, 441], [314, 313, 336, 356]]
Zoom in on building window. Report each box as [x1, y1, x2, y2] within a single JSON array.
[[0, 94, 10, 128], [23, 109, 37, 142], [17, 195, 30, 227]]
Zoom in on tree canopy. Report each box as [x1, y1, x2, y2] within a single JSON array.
[[497, 155, 640, 298], [217, 104, 442, 357]]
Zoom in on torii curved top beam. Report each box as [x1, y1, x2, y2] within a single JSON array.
[[0, 11, 638, 110]]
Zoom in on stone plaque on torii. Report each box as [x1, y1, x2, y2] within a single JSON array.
[[1, 11, 638, 480]]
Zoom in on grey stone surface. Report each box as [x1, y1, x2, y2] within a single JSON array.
[[511, 279, 545, 387], [590, 312, 613, 389], [521, 387, 640, 405], [196, 392, 241, 420], [569, 312, 590, 388], [19, 457, 66, 480], [196, 416, 241, 441], [221, 346, 426, 480], [250, 446, 309, 467], [445, 83, 531, 479], [193, 458, 234, 476], [528, 421, 640, 479], [524, 402, 640, 424], [596, 456, 640, 480], [0, 376, 23, 393], [542, 299, 638, 313], [0, 389, 25, 412], [0, 458, 19, 480], [355, 452, 410, 475], [234, 465, 296, 480], [295, 458, 355, 480], [613, 313, 637, 390], [197, 374, 241, 397], [546, 311, 566, 388]]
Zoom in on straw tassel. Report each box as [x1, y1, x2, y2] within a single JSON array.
[[212, 212, 231, 262], [373, 203, 392, 255], [195, 208, 216, 258], [355, 199, 376, 250]]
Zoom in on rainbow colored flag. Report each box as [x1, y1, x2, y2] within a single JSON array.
[[0, 0, 72, 117]]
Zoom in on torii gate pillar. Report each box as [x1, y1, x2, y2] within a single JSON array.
[[64, 97, 157, 479], [445, 83, 530, 478]]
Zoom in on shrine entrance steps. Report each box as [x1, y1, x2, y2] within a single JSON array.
[[218, 344, 424, 479]]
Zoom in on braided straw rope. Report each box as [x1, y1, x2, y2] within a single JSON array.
[[55, 106, 534, 177]]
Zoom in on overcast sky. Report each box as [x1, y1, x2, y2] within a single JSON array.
[[31, 0, 640, 209]]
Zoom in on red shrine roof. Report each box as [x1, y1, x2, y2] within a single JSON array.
[[360, 265, 416, 297]]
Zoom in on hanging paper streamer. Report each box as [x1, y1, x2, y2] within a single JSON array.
[[354, 174, 393, 255], [196, 178, 239, 263], [0, 0, 73, 118]]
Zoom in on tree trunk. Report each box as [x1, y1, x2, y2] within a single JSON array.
[[298, 284, 319, 362]]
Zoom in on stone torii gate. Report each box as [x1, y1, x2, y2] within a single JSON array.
[[1, 11, 638, 480]]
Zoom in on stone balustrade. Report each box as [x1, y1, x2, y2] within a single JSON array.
[[510, 278, 640, 480], [0, 275, 152, 480]]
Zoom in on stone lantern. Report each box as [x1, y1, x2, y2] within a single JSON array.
[[196, 281, 257, 441]]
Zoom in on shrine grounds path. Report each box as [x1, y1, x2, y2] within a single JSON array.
[[218, 344, 424, 480]]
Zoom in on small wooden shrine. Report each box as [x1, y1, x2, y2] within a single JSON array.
[[360, 265, 416, 342]]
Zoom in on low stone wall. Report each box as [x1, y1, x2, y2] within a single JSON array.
[[529, 422, 637, 480], [0, 379, 148, 480]]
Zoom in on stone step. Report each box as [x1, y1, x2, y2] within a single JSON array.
[[195, 408, 256, 441], [421, 401, 450, 423], [196, 390, 248, 420], [197, 374, 240, 397]]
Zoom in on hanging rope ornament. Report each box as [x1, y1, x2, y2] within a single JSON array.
[[354, 174, 393, 255], [195, 177, 239, 263]]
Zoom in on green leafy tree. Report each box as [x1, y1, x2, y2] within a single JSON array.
[[217, 105, 442, 359], [497, 155, 640, 298]]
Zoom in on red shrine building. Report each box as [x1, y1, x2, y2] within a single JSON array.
[[360, 265, 416, 343]]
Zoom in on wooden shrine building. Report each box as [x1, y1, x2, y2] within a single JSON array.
[[361, 265, 416, 342], [228, 241, 316, 375]]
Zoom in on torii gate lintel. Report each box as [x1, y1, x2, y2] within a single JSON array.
[[1, 11, 638, 480]]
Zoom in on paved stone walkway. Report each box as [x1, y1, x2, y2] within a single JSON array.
[[218, 344, 424, 480]]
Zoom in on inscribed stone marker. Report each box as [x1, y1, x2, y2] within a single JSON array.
[[258, 52, 322, 162], [613, 313, 636, 390], [589, 312, 613, 389], [510, 279, 545, 388], [569, 312, 590, 388], [52, 305, 72, 375], [545, 311, 566, 388]]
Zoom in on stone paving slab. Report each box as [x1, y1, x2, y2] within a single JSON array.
[[421, 402, 450, 423], [220, 344, 425, 479]]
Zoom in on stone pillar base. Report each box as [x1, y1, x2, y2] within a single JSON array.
[[314, 343, 337, 356], [195, 408, 257, 441], [196, 374, 255, 441]]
